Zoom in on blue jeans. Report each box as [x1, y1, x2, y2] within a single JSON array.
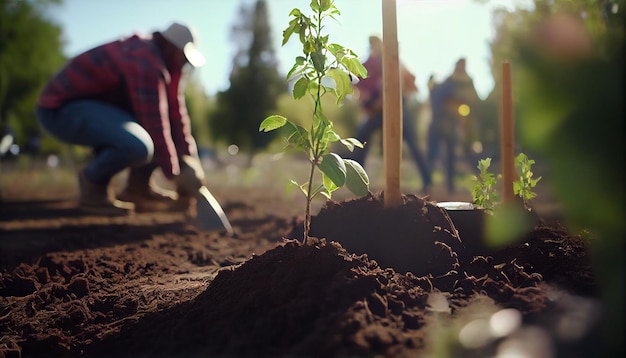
[[427, 118, 458, 193], [37, 100, 154, 184], [349, 105, 432, 189]]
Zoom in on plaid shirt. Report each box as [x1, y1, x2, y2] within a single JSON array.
[[356, 54, 418, 114], [38, 34, 196, 178]]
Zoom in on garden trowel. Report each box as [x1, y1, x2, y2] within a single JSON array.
[[194, 186, 233, 234]]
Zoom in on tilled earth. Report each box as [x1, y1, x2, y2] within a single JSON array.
[[0, 185, 612, 358]]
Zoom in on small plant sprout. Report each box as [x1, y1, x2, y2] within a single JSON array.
[[471, 157, 501, 213], [259, 0, 370, 243], [513, 152, 542, 209], [471, 153, 541, 212]]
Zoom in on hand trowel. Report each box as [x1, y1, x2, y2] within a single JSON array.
[[195, 186, 233, 234]]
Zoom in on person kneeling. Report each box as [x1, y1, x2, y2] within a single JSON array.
[[35, 22, 207, 215]]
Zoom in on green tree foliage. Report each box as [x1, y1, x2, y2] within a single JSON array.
[[0, 0, 66, 153], [487, 1, 624, 230], [485, 1, 624, 354], [183, 74, 214, 149], [488, 0, 622, 86], [208, 0, 286, 158], [477, 0, 623, 160]]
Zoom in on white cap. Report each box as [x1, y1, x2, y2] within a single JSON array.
[[160, 22, 205, 67]]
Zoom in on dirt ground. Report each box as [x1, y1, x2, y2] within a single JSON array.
[[0, 158, 617, 358]]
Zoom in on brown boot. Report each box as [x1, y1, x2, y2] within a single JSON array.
[[117, 166, 189, 213], [78, 170, 133, 216]]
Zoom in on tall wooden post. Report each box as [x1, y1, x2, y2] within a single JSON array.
[[382, 0, 402, 208], [500, 61, 515, 203]]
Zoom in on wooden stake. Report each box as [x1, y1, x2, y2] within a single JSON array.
[[382, 0, 402, 208], [500, 61, 515, 203]]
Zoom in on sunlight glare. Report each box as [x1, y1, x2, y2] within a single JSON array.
[[458, 104, 471, 116], [228, 144, 239, 155], [459, 319, 492, 349], [47, 154, 60, 168], [472, 141, 483, 154], [490, 308, 522, 337], [496, 326, 554, 358]]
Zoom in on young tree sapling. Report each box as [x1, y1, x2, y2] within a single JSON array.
[[259, 0, 369, 243]]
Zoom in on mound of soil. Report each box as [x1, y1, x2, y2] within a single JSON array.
[[0, 190, 610, 357]]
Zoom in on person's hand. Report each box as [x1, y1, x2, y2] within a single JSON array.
[[175, 155, 205, 197]]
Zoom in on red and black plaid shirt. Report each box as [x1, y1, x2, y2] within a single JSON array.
[[38, 33, 196, 178]]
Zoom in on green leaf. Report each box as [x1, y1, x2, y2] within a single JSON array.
[[309, 183, 325, 200], [310, 0, 320, 12], [259, 115, 287, 132], [299, 23, 307, 44], [282, 27, 294, 44], [293, 76, 309, 99], [318, 153, 346, 187], [287, 57, 307, 80], [326, 68, 352, 103], [340, 137, 364, 152], [531, 176, 542, 187], [344, 159, 369, 196], [485, 203, 534, 248], [344, 57, 368, 79], [295, 56, 307, 65], [313, 114, 330, 143], [323, 128, 341, 143], [311, 50, 326, 73], [319, 0, 331, 12], [290, 179, 308, 198], [287, 123, 311, 150], [322, 173, 339, 195], [327, 43, 345, 60], [308, 79, 322, 97], [477, 158, 491, 172]]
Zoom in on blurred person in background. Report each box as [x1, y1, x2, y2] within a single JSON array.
[[428, 58, 480, 194], [36, 22, 207, 215], [350, 35, 432, 193]]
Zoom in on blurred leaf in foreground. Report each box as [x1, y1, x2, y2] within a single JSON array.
[[517, 10, 624, 355]]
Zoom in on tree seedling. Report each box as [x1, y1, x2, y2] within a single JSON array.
[[471, 153, 541, 247], [513, 152, 542, 209], [259, 0, 369, 243], [471, 157, 501, 213], [471, 153, 541, 212]]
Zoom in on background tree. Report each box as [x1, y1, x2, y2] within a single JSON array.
[[208, 0, 286, 161], [483, 1, 624, 354], [0, 0, 66, 155], [183, 74, 214, 149], [476, 0, 623, 160]]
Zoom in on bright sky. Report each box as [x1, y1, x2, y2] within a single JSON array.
[[47, 0, 531, 102]]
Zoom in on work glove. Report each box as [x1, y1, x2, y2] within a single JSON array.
[[175, 155, 206, 197]]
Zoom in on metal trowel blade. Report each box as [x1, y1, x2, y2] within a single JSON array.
[[195, 186, 233, 234]]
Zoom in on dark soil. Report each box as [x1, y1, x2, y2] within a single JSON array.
[[0, 187, 611, 357]]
